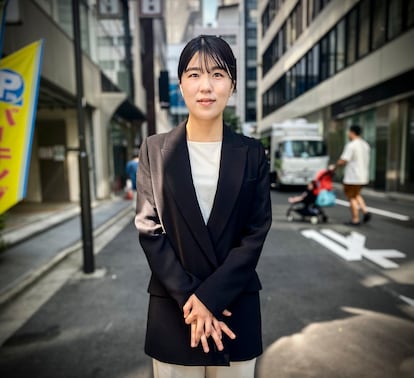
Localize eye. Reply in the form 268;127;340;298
212;71;225;78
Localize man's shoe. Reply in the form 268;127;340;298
344;221;361;226
363;212;371;223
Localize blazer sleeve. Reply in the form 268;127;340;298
194;143;272;317
135;138;201;309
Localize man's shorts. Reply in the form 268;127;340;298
343;184;363;199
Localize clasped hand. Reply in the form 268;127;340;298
183;294;236;353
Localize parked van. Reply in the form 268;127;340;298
269;119;328;188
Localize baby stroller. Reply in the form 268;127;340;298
286;168;335;224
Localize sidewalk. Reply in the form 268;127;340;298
0;196;135;307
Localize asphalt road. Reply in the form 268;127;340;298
0;189;413;378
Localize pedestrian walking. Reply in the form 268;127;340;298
125;153;139;200
134;35;272;378
336;125;371;226
126;153;139;191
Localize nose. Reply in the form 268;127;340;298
199;74;212;92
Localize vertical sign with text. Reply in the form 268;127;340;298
0;40;44;214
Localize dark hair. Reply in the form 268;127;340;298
349;125;362;136
178;35;237;91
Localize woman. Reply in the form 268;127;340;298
135;35;272;378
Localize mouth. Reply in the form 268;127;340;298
197;98;216;105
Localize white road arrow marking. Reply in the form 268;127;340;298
301;229;362;261
301;229;406;269
363;250;406;269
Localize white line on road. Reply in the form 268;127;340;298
335;199;410;221
399;295;414;307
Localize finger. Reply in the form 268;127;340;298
191;322;196;348
204;319;212;338
183;298;193;319
195;320;204;347
185;313;194;325
220;321;236;340
211;328;224;351
222;309;232;317
200;334;209;353
213;318;222;340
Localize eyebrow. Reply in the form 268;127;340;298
184;65;226;73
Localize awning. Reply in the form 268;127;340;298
114;98;146;122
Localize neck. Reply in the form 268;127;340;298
186;116;223;142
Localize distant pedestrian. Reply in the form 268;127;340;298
126;154;139;190
135;35;272;377
336;125;371;226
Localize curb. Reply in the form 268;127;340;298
0;203;133;308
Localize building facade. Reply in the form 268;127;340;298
3;0;148;203
257;0;414;194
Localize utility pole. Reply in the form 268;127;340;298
72;0;94;274
142;17;156;136
121;0;134;102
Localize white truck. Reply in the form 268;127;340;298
269;119;329;188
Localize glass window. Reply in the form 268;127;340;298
358;0;371;58
307;44;320;89
247;29;257;39
387;0;403;40
320;35;329;81
98;36;114;47
402;99;414;192
278;28;284;57
296;0;303;37
296;57;306;96
57;0;73;38
283;140;327;158
346;8;357;65
221;35;237;45
290;8;297;45
247;47;256;60
247;67;257;81
407;0;414;28
281;23;287;54
285;70;292;101
336;20;345;71
372;0;386;49
328;28;336;76
246;88;256;102
99;60;115;70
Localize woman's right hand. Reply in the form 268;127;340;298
184;294;235;352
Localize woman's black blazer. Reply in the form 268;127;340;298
135;122;272;366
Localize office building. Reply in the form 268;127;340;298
257;0;414;193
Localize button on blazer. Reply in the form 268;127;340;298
135;122;272;366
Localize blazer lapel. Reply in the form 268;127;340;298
207;126;247;243
161;122;218;268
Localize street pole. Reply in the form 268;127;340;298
121;0;134;103
142;17;156;136
72;0;94;274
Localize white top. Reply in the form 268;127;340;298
187;141;222;224
340;138;371;185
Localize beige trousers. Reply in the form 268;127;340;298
153;358;256;378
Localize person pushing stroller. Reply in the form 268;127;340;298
286;165;335;224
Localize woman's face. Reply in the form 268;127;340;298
180;53;234;123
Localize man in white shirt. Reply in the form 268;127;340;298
336;125;371;226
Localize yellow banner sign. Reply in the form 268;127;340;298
0;40;44;214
